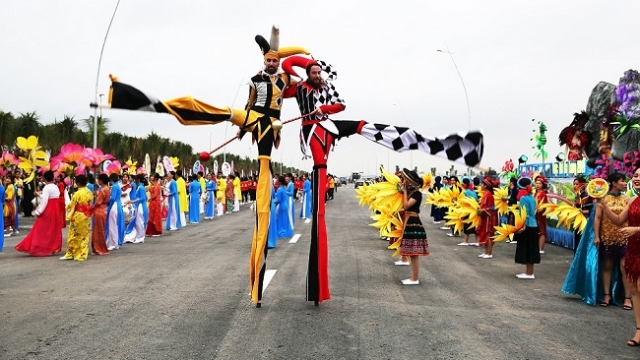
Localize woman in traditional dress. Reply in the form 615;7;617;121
4;176;16;236
105;173;125;250
478;177;499;259
188;176;201;223
513;178;540;279
91;174;110;255
165;171;181;231
534;175;549;254
60;175;93;261
458;178;479;246
274;175;293;239
398;168;429;285
267;182;277;249
204;173;216;220
15;171;63;256
286;173;296;230
430;176;443;224
56;174;66;229
145;173;163;237
599;166;640;346
300;174;311;220
594;172;632;309
124;174;148;244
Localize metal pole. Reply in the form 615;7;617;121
92;0;122;149
437;44;471;130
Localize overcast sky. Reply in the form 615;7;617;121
1;0;639;177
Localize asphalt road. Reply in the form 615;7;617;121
0;187;638;360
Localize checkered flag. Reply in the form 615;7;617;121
316;60;337;81
357;123;484;167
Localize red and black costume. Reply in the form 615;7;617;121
559;111;592;161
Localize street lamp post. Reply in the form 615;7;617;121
437;44;471;130
90;0;122;149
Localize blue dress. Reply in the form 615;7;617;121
205;180;216;218
106;182;125;246
124;182;138;236
188;181;201;223
0;185;5;251
300;179;312;219
268;184;277;249
287;182;296;228
165;180;182;230
275;186;293;238
136;184;149;226
561;211;624;305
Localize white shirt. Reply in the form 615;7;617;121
33;183;60;216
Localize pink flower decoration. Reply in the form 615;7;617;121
106;160;122;176
83;148;114;166
64;177;72;186
56;143;85;166
0;151;20;170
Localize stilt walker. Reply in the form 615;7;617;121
281;56;485;305
104;26;309;307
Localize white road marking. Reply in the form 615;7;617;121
262;269;277;295
289;234;301;243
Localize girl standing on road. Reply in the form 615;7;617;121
534;175;549;254
146;173;163;237
91;174;110;255
513;178;540;279
598;166;640;346
59;175;93;261
398;168;429;285
478;177;499;259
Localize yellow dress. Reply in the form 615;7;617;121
233;177;241;201
176;177;188;212
217;178;226;203
63;187;94;261
601;194;629;247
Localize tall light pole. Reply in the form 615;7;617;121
437;44;471;130
392;102;413;170
90;0;122;149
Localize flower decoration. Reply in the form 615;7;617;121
105;160;122;176
83;148;115;166
16;135;48;183
170;156;179;169
125;158;138;175
0;151;20;176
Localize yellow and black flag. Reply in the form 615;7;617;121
106;75;247;127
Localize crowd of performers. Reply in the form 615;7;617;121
359;163;640;347
0;167;332;260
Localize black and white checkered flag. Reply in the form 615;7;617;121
357;123;484;167
316;60;337;81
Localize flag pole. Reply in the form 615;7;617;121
90;0;123;149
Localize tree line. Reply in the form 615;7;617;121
0;111;306;177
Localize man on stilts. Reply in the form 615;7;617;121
282;56;484;305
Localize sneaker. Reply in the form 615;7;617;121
470;242;480;247
107;246;117;251
439;226;450;230
480;254;493;259
539;250;545;254
394;261;410;266
446;233;456;237
505;240;511;243
516;274;535;279
457;242;469;246
59;256;73;261
478;253;487;258
510;241;517;244
151;235;161;237
12;230;19;235
401;279;420;285
433;221;441;224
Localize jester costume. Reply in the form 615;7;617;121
105;29;485;307
280;56;484;304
